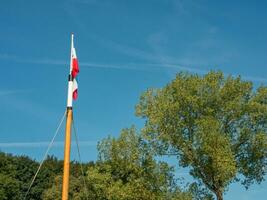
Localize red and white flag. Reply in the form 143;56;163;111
71;47;79;78
71;46;79;100
73;78;78;100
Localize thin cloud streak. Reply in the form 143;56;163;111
0;53;67;66
0;140;97;148
0;53;266;83
0;89;32;96
0;53;203;72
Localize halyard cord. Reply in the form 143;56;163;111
23;110;67;200
72;116;90;200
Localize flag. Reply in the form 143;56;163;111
71;47;79;78
73;78;78;100
71;44;79;100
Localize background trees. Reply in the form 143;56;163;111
0;128;191;199
95;126;190;200
43;127;192;200
136;72;267;200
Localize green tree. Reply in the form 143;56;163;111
40;159;92;200
95;126;192;200
0;152;73;200
136;71;267;200
0;174;21;200
42;175;88;200
0;152;38;200
43;127;192;200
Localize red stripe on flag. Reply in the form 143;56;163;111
72;78;78;100
73;89;78;100
72;58;79;78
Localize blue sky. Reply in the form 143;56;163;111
0;0;266;199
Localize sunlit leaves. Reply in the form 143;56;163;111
136;71;267;199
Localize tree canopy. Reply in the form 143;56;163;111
136;71;267;200
43;127;192;200
95;126;189;200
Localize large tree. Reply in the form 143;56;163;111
136;71;267;200
96;126;188;200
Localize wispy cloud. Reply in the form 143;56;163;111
0;140;97;148
1;53;267;83
81;62;202;73
0;53;67;66
0;89;32;96
60;0;267;85
81;62;146;71
0;52;200;72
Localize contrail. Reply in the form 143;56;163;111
0;141;97;148
0;89;32;96
1;53;267;83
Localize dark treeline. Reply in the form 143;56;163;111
0;151;94;199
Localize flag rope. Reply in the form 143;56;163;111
23;110;67;200
72;115;90;199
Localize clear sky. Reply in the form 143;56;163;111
0;0;266;199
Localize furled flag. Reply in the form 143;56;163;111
73;78;78;100
71;46;79;100
71;47;79;78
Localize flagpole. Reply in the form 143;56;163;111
62;33;74;200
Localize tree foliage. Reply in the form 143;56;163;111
0;152;90;200
95;126;189;200
2;71;266;200
136;71;267;200
43;127;192;200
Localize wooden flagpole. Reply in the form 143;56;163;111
62;108;72;200
62;33;74;200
